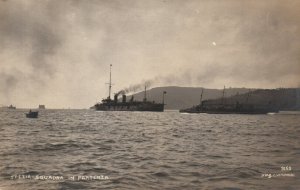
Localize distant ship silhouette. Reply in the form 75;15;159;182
93;65;166;112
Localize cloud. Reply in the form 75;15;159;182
0;0;299;108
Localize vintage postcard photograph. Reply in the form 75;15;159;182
0;0;299;189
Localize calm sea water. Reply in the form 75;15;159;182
0;109;299;190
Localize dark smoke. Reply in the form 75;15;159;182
115;90;125;96
117;79;158;95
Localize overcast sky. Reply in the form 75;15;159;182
0;0;299;108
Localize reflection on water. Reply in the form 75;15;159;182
0;109;299;189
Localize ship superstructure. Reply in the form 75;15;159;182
94;65;166;112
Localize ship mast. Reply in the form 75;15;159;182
246;89;251;103
162;91;167;104
221;86;225;105
143;85;147;102
108;64;112;100
297;88;300;109
200;88;204;104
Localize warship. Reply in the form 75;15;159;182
0;104;16;109
38;105;46;109
180;102;278;114
93;65;166;112
180;87;279;114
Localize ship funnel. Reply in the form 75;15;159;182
122;94;126;103
130;96;134;102
114;94;118;103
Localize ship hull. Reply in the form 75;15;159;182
180;110;276;114
26;111;39;118
95;102;164;112
180;106;278;114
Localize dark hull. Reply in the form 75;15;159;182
95;102;164;112
180;106;278;115
180;110;275;114
26;112;39;118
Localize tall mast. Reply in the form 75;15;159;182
143;85;147;102
108;64;112;99
246;89;251;103
222;85;225;105
162;91;167;104
297;88;300;108
200;88;204;104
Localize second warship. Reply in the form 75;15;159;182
0;104;16;109
180;87;279;114
93;65;166;112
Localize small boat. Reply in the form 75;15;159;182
26;110;39;118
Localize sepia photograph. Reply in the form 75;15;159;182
0;0;299;189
